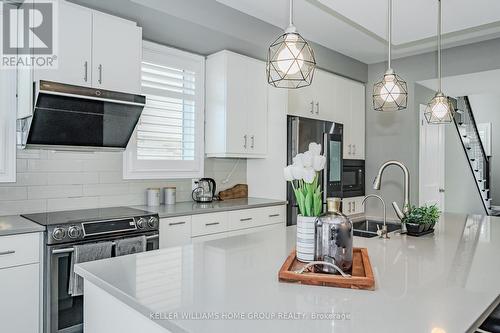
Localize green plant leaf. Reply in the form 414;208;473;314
304;191;313;217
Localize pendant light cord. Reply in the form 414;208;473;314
388;0;392;70
289;0;294;27
438;0;442;92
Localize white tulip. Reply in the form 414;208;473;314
283;166;294;181
292;153;304;167
291;165;304;180
303;167;316;184
308;142;322;156
312;155;326;171
302;151;313;168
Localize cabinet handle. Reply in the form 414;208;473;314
269;214;280;218
348;202;352;213
240;218;253;222
169;221;186;226
243;135;248;149
98;64;103;84
310;101;314;114
348;144;352;155
250;135;255;149
0;250;15;256
352;144;356;155
205;222;220;226
316;102;319;115
352;201;356;212
84;61;88;82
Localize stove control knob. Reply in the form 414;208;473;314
136;218;146;229
68;226;80;239
52;228;66;241
148;217;157;228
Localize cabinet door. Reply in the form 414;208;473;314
225;53;249;155
34;1;92;87
0;264;40;333
245;59;268;156
191;212;228;237
350;82;365;159
159;216;192;248
92;11;142;93
335;77;353;159
0;61;16;183
312;70;336;122
288;84;315;119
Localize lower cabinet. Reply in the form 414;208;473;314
0;233;42;333
342;196;365;216
159;205;286;248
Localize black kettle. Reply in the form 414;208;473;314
192;178;217;202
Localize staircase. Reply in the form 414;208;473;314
453;96;496;215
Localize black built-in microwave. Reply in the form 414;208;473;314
342;159;365;198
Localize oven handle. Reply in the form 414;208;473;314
51;234;159;254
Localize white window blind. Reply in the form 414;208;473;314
124;42;204;179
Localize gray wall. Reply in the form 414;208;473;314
365;38;500;218
468;94;500;205
71;0;368;82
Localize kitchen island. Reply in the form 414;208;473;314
75;213;500;333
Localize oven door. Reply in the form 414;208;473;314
44;233;159;333
342;159;365;197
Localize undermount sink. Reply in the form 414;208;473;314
352;220;401;238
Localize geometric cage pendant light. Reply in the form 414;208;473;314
424;0;454;124
373;0;408;111
266;0;316;89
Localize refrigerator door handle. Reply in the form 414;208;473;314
292;117;300;158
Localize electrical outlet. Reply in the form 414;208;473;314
191;178;200;191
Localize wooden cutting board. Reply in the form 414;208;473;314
218;184;248;200
278;248;375;290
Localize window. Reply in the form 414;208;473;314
124;41;205;179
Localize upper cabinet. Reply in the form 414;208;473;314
205;50;268;158
34;1;142;94
288;69;365;160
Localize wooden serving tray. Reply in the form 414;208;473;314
278;248;375;290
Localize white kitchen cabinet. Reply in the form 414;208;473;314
191;212;228;237
0;233;42;333
32;1;141;93
159;216;192;248
92;11;142;93
0;56;16;183
205;50;268;158
288;69;336;121
342;196;365;216
337;78;365;160
34;1;92;87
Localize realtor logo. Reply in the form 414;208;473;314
1;0;58;68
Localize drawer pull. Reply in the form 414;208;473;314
205;222;220;226
169;221;186;226
240;218;253;222
269;214;280;218
0;250;15;256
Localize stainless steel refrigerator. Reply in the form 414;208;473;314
287;116;343;226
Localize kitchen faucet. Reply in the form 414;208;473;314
362;194;389;239
373;160;410;233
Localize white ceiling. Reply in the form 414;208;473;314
418;69;500;97
216;0;500;63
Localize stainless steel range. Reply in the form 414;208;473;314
22;207;160;333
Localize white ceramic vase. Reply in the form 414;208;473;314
296;215;317;262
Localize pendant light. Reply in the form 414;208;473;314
424;0;454;124
266;0;316;89
373;0;408;112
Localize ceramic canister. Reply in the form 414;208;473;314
164;187;176;205
147;188;160;206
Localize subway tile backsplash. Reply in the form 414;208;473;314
0;150;246;215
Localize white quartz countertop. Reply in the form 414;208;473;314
0;215;45;236
75;213;500;333
132;197;286;218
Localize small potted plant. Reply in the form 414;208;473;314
402;204;440;236
284;143;326;262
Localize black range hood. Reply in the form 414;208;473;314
18;81;146;151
